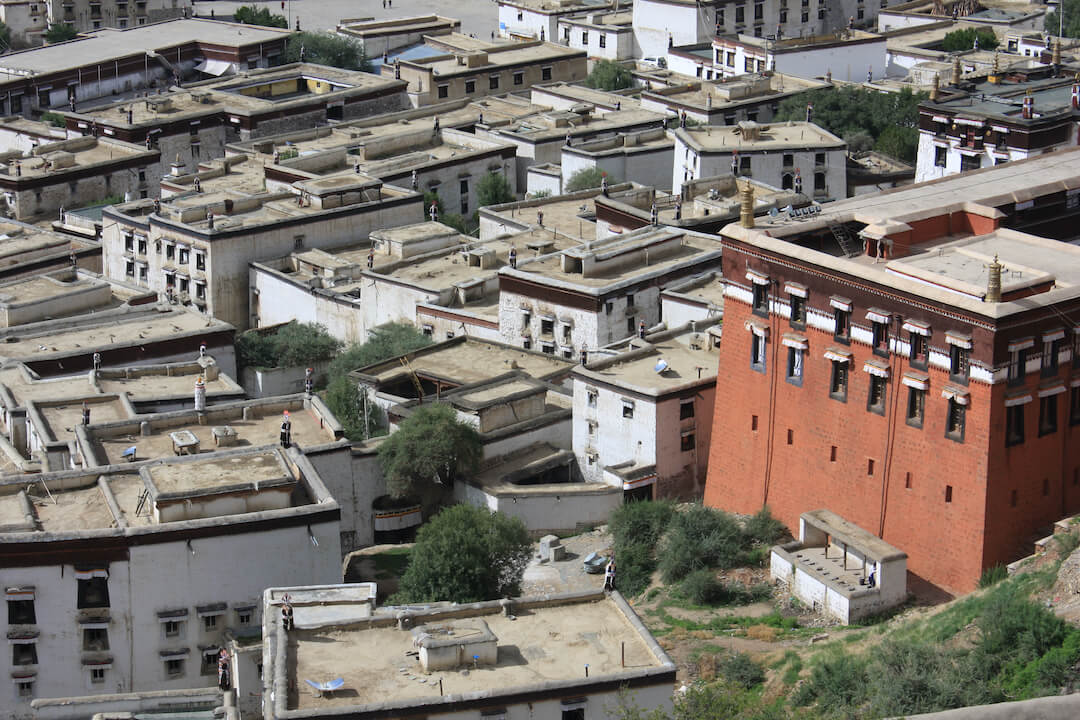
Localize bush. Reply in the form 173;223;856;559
323;375;382;441
233;5;288;27
285;32;371;72
584;60;633;91
942;27;998;52
476;171;514;208
565;167;613;192
41;112;66;129
679;570;771;606
978;564;1007;588
615;541;660;598
659;504;744;582
392;505;531;603
791;649;869;710
236;321;340;370
326;323;431;382
743;506;786;546
719;653;765;689
44;23;77;43
610;499;676;549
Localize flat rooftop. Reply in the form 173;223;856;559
286;595;668;711
644;73;827;111
578;325;719;394
143;447;290;498
504;229;722;289
0;307;228;361
470;442;600;495
486;194;601;242
0;19;291;80
22;482;118;533
717;29;883;51
532;82;640;109
38;396;130;444
926;72;1080;121
1;138;151;179
0;223;73;261
493;108;666;142
663;272;725;309
401;39;583;76
355;337;574;388
93;404;334;465
675;121;845;153
0;273;103;304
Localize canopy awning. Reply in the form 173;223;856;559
194;59;234;77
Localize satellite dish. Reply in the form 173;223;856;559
654;358;669;374
769;207;779;217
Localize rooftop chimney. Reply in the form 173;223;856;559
1053;39;1062;67
985;255;1002;303
950;55;961;87
930;74;940;101
739;181;755;229
1022;90;1034;120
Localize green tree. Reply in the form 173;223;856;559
476;171;514;207
774;86;927;163
585;60;633;91
233;5;288;28
1046;0;1080;38
285;32;371;72
392;504;531;603
236;321;341;369
377;403;482;498
324;375;382;441
41;112;66;129
326;322;431;382
941;27;999;52
565;167;614;192
0;21;11;52
44;23;77;44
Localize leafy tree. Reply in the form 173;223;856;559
476;171;514;207
585;60;633;91
323;375;382;441
44;23;77;44
40;112;66;129
1046;0;1080;39
233;5;288;28
609;500;676;596
326;322;431;382
285;32;371;72
236;321;340;369
0;21;11;52
774;86;927;163
565;167;614;192
392;504;531;603
377;403;482;498
941;27;999;52
659;504;745;582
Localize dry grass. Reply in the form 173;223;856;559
746;624;779;642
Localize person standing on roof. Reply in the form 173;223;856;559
604;555;616;591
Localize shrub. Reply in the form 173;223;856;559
659;504;744;582
326;323;431;382
584;60;633;91
680;569;725;605
791;649;869;709
285;32;371;72
236;321;340;370
44;23;77;43
615;541;659;598
323;375;382;441
41;112;66;129
476;171;514;208
719;652;765;689
978;564;1007;588
942;27;998;52
743;506;787;546
565;167;612;192
610;500;676;549
233;5;288;27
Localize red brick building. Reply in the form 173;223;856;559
704;149;1080;593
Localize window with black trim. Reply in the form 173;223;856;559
829;361;847;401
679;400;694;419
681;432;696;451
489;75;500;90
622;400;634;419
1071;387;1080;426
541;66;552;81
934;146;947;167
751;283;768;315
871;321;889;356
834;309;850;342
1039;395;1058;436
867;375;887;415
945;399;966;442
908;333;927;369
83;628;109;651
949;345;969;384
437;84;448;99
513;71;524;86
1042;338;1061;377
1008;348;1028;385
750;333;766;373
165;658;185;678
8;598;34;624
789;294;806;327
786;347;803;386
465;80;475;94
1006;404;1025;446
906;387;924;428
77;576;109;609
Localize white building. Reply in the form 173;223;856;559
770;509;908;624
498;226;723;358
671;120;847;200
0;445;342;717
557;9;637;60
561;127;674;193
711;30;888;82
0;0;192;47
497;0;597;41
256;585;676;720
572;321;720;500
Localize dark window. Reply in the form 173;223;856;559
868;375;887;415
77;576;110;609
540;318;554;335
8;599;35;624
680;401;695;419
906;387;924;428
786;348;804;386
437;85;448;99
599;35;606;48
124;233;134;252
751;333;766;373
166;244;175;261
201;651;218;676
622;401;634;419
681;433;696;451
751;414;759;431
909;333;927;368
780;9;788;22
815;152;826;166
195;253;205;271
204;615;218;631
945;485;953;503
465;80;476;94
1071;387;1080;426
934;146;947;167
83;628;109;651
782;153;794;167
164;620;182;637
563;709;585;720
829;361;848;402
626;292;634;307
513;71;524;86
872;321;889;356
949;345;969;384
789;294;806;327
165;658;185;678
489;75;500;90
740;155;752;174
626;316;635;335
1011;489;1018;507
867;458;875;475
752;283;768;315
960;154;981;172
945;399;966;442
1006;404;1025;446
754;2;763;19
834;309;850;342
736;5;745;22
814;171;826;191
12;643;37;665
1008;348;1027;385
581;32;588;44
541;66;552;81
1042;338;1061;377
1039;395;1058;436
830;446;837;462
